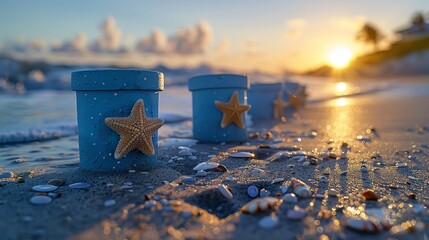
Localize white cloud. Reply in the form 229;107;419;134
331;15;367;31
51;33;87;53
216;39;230;55
28;39;45;51
136;29;167;53
136;20;212;55
90;16;122;53
285;18;307;38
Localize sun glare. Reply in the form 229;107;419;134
336;82;347;93
328;47;353;69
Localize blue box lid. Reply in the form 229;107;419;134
71;69;164;91
249;83;282;92
188;74;249;91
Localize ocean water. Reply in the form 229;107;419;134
0;76;428;169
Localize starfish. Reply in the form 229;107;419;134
287;87;306;110
215;91;251;129
105;99;164;159
273;91;288;118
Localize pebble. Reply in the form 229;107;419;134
283;193;298;203
195;170;208;177
178;150;193;156
315;194;324;199
47;192;61;198
328;189;339;197
360;166;368;173
0;171;14;178
30;196;52;205
301;161;310;167
259;215;279;229
260;189;270;197
182;177;197;184
178;146;197;153
69;182;91;189
104;199;116;207
32;185;58;192
247;185;259;198
319;176;328;183
213;164;228;172
280;185;289;194
287;206;306;220
340;171;348;175
407;193;417;200
47;179;64;186
189;156;197;160
128;170;136;173
218;185;233;200
230;152;255;158
362;190;378;201
193;162;219;171
356;135;371;142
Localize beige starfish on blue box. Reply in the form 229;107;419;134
287;87;306;110
105;99;163;159
273;91;288;118
215;91;251;129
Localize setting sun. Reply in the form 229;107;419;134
327;47;353;69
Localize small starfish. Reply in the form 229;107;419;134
105;99;164;159
215;92;251;129
273;91;288;118
287;87;306;110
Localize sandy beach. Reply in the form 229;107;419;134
0;88;428;240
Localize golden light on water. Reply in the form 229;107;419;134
336;82;347;93
327;47;353;69
336;97;348;107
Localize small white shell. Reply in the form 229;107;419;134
217;185;233;200
291;178;312;198
193;162;218;171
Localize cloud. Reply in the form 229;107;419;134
285;18;307;38
216;39;230;55
1;39;45;53
51;33;87;53
136;29;167;54
28;39;45;51
90;16;122;53
331;15;367;31
136;20;212;55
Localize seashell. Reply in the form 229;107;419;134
217;185;233;200
363;190;378;201
251;168;264;174
291;178;312;198
241;197;281;214
356;135;371;142
259;215;279;229
193;162;219;171
230;152;255;158
395;163;407;168
247;185;259;198
213;164;228;172
283;193;298;203
32;185;58;193
345;217;385;233
287;206;306;220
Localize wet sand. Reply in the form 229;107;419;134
0;93;428;240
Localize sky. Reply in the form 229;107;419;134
0;0;428;74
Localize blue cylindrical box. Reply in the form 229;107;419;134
188;74;250;142
248;83;283;119
71;69;164;172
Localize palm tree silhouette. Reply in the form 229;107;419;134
356;23;383;52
